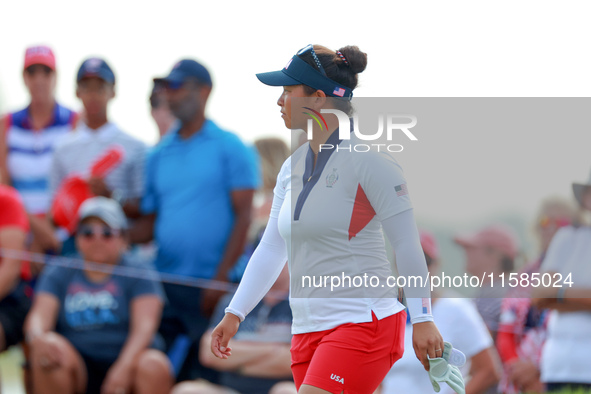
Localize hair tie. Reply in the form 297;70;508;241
336;50;349;66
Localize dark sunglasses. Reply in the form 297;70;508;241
297;44;327;77
76;224;121;240
164;78;203;91
25;64;53;76
164;80;185;90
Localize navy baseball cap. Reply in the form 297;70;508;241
256;45;353;100
154;59;212;87
77;57;115;84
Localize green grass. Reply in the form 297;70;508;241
523;389;591;394
0;346;25;394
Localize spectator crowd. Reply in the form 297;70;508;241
0;45;590;394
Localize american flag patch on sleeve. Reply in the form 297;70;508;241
422;298;431;314
395;184;408;197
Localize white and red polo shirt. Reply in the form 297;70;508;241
273;130;413;334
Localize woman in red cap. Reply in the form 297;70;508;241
0;45;78;256
210;45;459;394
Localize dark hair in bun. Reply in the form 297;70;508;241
299;44;367;114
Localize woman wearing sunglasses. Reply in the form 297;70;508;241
25;197;173;394
211;45;451;394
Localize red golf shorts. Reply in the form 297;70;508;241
291;310;406;393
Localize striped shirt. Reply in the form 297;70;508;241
50;122;147;202
4;104;77;214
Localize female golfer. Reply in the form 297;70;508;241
211;44;445;394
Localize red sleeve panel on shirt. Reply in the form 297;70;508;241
348;184;376;240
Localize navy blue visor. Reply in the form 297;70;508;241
256;53;353;100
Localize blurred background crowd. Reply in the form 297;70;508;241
0;43;590;394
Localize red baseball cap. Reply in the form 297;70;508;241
454;224;519;259
24;45;56;70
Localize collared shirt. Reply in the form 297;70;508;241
273;129;412;334
49;122;147;202
540;226;591;383
5;104;77;214
141;119;260;279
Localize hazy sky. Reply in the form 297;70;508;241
1;0;590;234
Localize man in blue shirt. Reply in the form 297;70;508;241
131;59;260;382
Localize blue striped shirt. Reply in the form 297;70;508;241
5;104;77;214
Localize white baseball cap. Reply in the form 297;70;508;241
77;197;127;230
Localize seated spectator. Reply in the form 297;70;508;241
382;230;500;394
0;184;30;388
455;224;519;339
172;264;295;394
25;197;172;394
497;197;575;394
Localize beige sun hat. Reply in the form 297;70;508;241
572;170;591;208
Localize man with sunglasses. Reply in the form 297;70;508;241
132;59;260;383
0;45;77;256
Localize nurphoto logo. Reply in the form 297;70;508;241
304;108;418;153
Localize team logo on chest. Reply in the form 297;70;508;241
326;168;339;188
